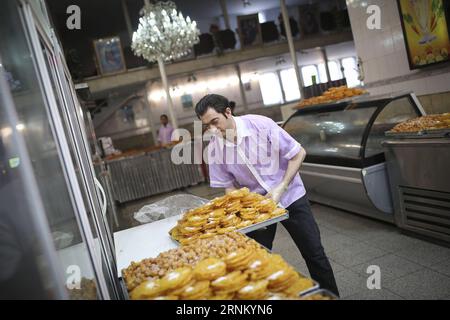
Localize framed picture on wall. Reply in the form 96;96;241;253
181;94;194;109
398;0;450;69
237;14;263;48
93;36;126;75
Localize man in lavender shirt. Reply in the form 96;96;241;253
195;94;339;296
157;114;174;146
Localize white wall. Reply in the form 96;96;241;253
346;0;450;96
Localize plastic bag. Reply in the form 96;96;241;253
133;194;210;224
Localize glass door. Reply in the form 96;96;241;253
0;0;105;299
21;3;121;298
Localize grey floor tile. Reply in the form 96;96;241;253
327;242;388;268
395;241;450;268
334;269;368;299
430;258;450;278
363;232;425;253
321;233;360;254
351;254;424;284
384;269;450;300
344;288;404;300
329;260;346;274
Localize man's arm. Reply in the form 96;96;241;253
267;148;306;203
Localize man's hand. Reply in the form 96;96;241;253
266;182;288;204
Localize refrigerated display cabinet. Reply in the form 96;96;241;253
0;0;122;299
283;92;426;223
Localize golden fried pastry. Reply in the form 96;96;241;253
266;292;290;300
256;199;277;213
253;213;271;224
236;220;253;229
179;235;199;245
198;232;216;239
217;226;237;234
247;263;276;281
271;207;287;217
239;208;258;220
228;187;250;199
180;280;211;300
159;267;193;291
193;258;227;281
202;221;220;230
211;271;248;293
266;267;298;292
210;292;235;300
151;295;179;300
225;248;255;271
186;215;208;227
211;196;228;207
170;279;196;296
236;280;269;300
179;226;202;235
221;213;241;227
209;208;226;219
130;279;164;300
225;200;242;214
284;277;315;296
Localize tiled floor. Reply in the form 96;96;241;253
117;182;450;300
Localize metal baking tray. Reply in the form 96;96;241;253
171;212;289;244
238;212;289;234
300;289;338;300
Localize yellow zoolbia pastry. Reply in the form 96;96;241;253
225;248;255;271
217;226;237;234
193;258;227;281
151;295;179;300
253;213;271;224
271;207;287;217
284;277;315;296
130;279;164;300
236;280;269;300
180;280;211;300
266;267;298;292
211;270;248;293
159;267;193;291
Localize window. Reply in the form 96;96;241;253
317;63;329;83
259;72;283;105
280;68;301;101
301;65;319;87
327;61;343;81
341;57;360;87
316;61;344;83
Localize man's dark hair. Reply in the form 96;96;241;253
195;94;235;119
160;114;168;120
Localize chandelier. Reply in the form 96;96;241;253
132;1;200;62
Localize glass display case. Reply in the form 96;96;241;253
283;92;425;222
0;0;121;299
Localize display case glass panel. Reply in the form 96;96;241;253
0;0;100;299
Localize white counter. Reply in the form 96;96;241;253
113;214;182;277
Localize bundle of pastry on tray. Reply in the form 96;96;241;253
169;187;287;245
125;233;318;300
